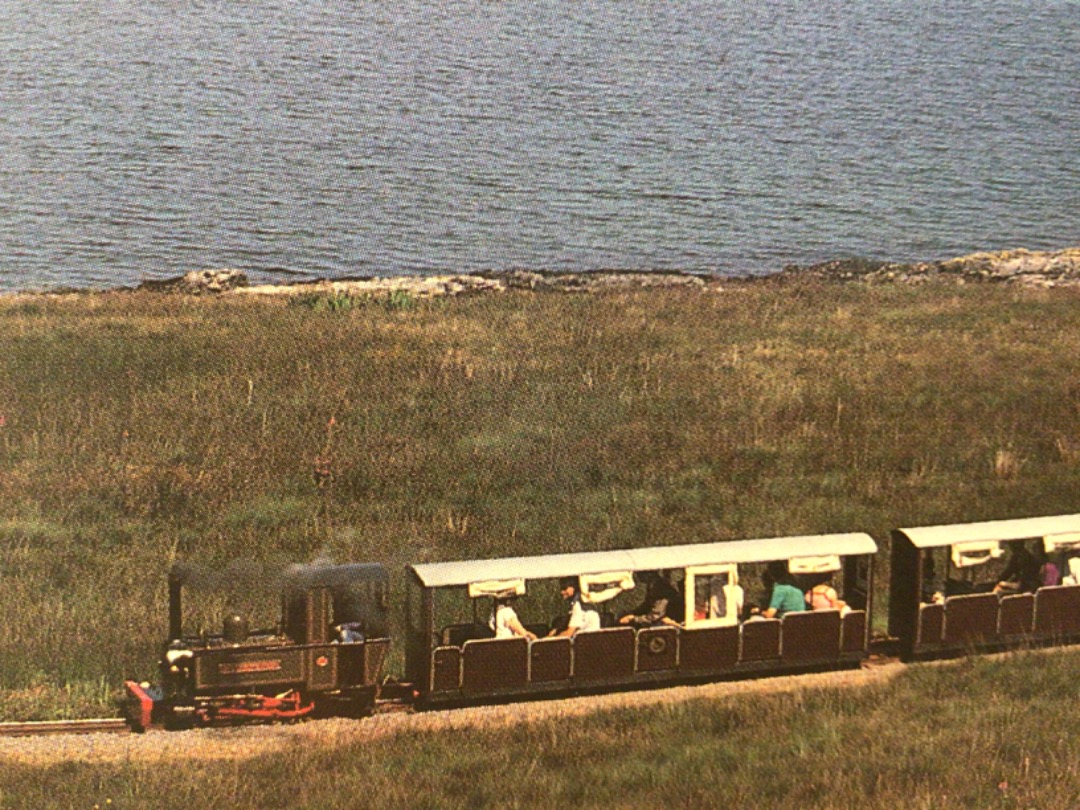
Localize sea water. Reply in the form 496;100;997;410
0;0;1077;291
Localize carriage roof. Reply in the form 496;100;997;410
408;532;877;589
895;513;1080;550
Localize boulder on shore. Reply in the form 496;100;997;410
480;270;706;292
235;274;504;299
138;269;249;294
937;248;1080;283
785;248;1080;287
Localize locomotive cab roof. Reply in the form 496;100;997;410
166;561;391;642
283;562;390;591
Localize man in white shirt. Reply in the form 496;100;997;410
548;577;601;637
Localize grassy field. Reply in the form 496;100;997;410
1;278;1080;720
3;649;1080;809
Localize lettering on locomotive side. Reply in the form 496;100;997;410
218;659;284;675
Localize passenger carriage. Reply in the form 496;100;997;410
405;532;876;706
888;513;1080;661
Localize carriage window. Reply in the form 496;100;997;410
696;574;729;620
685;564;741;628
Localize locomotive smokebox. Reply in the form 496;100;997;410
223;613;249;644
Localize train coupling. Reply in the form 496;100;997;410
375;679;418;712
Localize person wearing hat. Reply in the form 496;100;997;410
548;577;601;637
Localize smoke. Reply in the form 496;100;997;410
287;559;388;586
169;560;283;594
169;558;387;599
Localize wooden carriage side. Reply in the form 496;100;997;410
405;532;877;706
888;514;1080;661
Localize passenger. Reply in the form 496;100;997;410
921;550;945;604
1064;556;1080;586
1034;545;1060;588
805;574;848;613
994;542;1041;594
751;561;806;619
547;577;601;637
619;570;681;627
708;575;744;621
694;589;709;621
666;572;686;624
489;594;537;641
334;621;365;643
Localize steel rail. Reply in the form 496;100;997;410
0;718;130;737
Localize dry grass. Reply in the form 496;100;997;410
2;281;1080;716
2;649;1080;809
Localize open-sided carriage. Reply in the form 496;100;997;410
405;532;876;707
888;513;1080;660
124;561;391;730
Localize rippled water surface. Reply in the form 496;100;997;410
1;0;1077;290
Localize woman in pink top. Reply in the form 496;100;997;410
805;576;848;613
1034;545;1060;588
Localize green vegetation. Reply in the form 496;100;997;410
4;649;1080;809
2;279;1080;721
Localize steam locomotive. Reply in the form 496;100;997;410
124;513;1080;731
125;562;392;730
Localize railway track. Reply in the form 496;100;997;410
0;718;130;738
0;659;889;739
0;699;415;739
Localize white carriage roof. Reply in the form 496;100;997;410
896;514;1080;549
408;532;877;588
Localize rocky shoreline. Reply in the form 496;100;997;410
780;247;1080;288
138;266;713;298
8;247;1080;300
164;247;1080;298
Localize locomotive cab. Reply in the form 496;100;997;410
125;561;391;731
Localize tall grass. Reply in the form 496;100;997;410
2;281;1080;714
